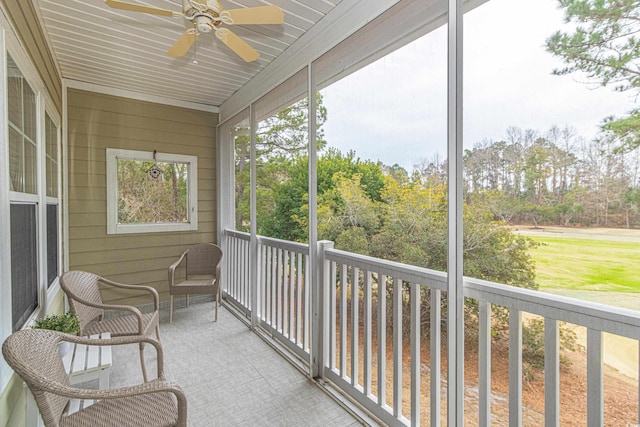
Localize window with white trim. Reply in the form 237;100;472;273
106;148;198;234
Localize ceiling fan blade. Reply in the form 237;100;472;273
216;29;259;62
225;5;284;25
167;31;197;57
105;0;175;16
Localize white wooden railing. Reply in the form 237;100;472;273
223;229;640;427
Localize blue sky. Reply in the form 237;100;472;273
320;0;636;171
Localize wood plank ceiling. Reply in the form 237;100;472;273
34;0;343;108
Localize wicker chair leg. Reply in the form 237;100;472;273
169;295;174;323
186;295;190;307
139;342;149;382
214;289;219;322
156;324;161;340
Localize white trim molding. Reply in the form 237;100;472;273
106;148;199;235
64;79;219;113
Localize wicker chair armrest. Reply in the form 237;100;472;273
99;277;160;311
36;378;185;406
60;334;165;377
72;299;146;333
168;252;187;286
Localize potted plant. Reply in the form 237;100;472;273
32;311;80;355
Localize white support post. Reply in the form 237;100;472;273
308;63;320;378
447;0;464;424
313;240;333;379
249;105;258;327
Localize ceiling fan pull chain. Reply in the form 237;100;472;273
193;34;199;64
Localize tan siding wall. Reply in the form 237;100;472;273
1;0;62;112
67;89;218;304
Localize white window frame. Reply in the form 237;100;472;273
106;148;198;234
1;7;63;392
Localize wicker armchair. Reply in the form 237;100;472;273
60;270;160;382
2;329;187;427
168;243;223;323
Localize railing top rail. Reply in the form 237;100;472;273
325;247;448;291
257;235;310;254
464;277;640;340
224;229;250;240
224;229;310;254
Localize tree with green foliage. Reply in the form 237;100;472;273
262;148;385;242
234;94;328;232
546;0;640;152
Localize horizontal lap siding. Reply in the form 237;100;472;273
1;0;63;112
67;89;218;304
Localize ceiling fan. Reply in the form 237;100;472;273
104;0;284;62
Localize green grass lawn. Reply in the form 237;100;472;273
529;236;640;293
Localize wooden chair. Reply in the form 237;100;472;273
2;329;186;427
60;270;160;382
168;243;223;323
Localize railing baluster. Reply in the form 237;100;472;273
430;288;441;427
330;261;337;370
340;264;348;378
283;249;289;336
393;277;402;418
509;309;522;427
410;282;420;427
271;246;277;327
289;251;295;340
303;254;310;352
378;273;387;407
351;267;360;387
296;253;302;345
544;318;559;427
587;328;603;427
479;300;491;427
364;270;372;396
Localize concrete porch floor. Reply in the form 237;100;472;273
109;300;364;426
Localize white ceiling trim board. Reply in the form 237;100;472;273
64;78;220;113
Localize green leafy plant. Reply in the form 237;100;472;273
32;311;80;335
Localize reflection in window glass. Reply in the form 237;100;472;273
45;113;58;198
117;159;189;224
7;54;37;194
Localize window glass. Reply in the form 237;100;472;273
117;158;189;224
45;113;58;198
46;204;58;287
10;204;38;332
7;54;37;195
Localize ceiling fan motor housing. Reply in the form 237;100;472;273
194;15;214;32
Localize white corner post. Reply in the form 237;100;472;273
447;0;464;424
308;63;321;378
249;104;258;328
